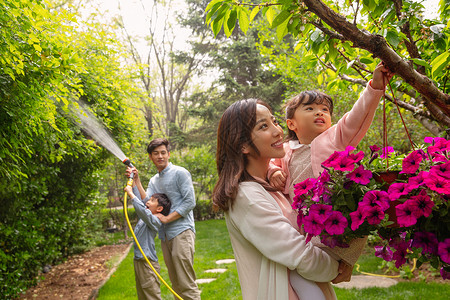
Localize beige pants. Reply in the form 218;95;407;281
134;258;162;300
161;229;201;300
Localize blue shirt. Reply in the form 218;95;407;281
131;195;161;261
143;163;196;241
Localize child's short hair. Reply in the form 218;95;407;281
152;193;171;216
284;90;334;141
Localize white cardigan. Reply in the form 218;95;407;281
226;182;339;300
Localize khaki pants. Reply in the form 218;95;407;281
161;229;201;300
134;258;162;300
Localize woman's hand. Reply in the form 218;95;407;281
269;170;286;190
331;261;353;284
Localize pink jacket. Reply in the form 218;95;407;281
269;81;385;195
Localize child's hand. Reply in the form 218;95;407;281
269;170;287;191
124;186;132;193
371;62;394;90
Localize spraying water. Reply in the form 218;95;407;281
71;102;127;162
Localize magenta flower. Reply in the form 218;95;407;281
374;245;393;261
361;190;390;211
407;171;428;189
321;151;341;168
395;202;418;227
324;211;348;235
369;144;381;153
428;137;450;152
388;183;413;201
348;150;364;164
380;146;394;159
424;173;450;195
440;267;450;280
365;205;385;225
332;155;357;172
400;150;424;174
318;169;331;183
303;213;325;236
430;161;450;180
412;231;439;255
438;238;450;264
294;178;316;197
393;244;408;268
346;165;372;185
408;190;434;218
309;204;333;223
350;209;365;231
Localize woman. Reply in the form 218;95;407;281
213;99;351;300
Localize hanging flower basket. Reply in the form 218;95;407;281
292;137;450;279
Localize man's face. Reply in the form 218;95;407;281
149;144;170;171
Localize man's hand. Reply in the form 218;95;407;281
269;170;287;191
155;213;169;224
125;167;140;183
331;261;353;284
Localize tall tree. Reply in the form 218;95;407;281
206;0;450;136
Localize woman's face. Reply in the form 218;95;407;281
247;104;285;159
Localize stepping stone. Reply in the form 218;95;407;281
332;275;397;289
196;278;216;284
215;259;235;264
205;268;227;274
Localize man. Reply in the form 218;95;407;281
127;138;200;300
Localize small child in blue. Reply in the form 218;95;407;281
124;185;171;300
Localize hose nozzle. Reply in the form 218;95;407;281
123;158;135;184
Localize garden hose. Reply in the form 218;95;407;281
354;258;417;278
123;179;184;300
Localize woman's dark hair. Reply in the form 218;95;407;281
147;138;170;154
213;99;277;212
152;193;171;216
285;91;334;141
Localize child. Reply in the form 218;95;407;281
124;186;171;300
269;62;393;299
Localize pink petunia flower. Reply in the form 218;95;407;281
407;171;428;189
365;205;385;225
318;169;331;183
380;146;394;159
324;211;348;235
309;204;333;223
388;183;413;201
374;245;393;261
424;173;450;195
346;165;372;185
412;231;439;255
332;155;357;172
408;190;434;218
438;238;450;264
369;144;381;153
360;190;390;211
395;202;418;227
400;150;424;174
348;150;365;164
294;178;316;197
392;244;408;268
350;209;365;231
321;151;342;168
440;267;450;280
430;161;450;180
303;213;325;236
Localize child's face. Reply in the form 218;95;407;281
287;102;331;143
145;197;162;214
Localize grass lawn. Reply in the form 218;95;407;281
98;219;450;300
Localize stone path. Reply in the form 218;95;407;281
196;258;399;289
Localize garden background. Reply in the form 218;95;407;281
1;0;449;298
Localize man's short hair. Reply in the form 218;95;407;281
147;138;170;154
152;193;171;216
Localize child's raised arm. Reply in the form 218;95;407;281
371;62;394;90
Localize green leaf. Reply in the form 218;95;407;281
271;10;291;29
410;58;429;68
225;9;237;37
212;16;224;37
431;51;450;78
250;6;261;23
265;6;276;26
205;0;225;13
238;7;249;34
386;30;400;48
360;57;374;64
276;14;291;41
